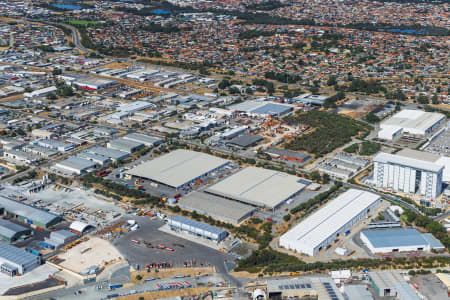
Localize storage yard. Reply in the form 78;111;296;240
53;237;124;274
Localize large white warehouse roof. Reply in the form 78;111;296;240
280;189;380;255
379;109;446;137
374;151;443;173
127;149;230;188
206;167;308;208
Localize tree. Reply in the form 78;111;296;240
310;171;321;182
365;113;380;123
229;87;241;94
322;173;330;184
308;86;319;94
431;94;439;104
417;94;429;104
46;93;57;100
218;79;231;90
283;214;291;222
327;76;337;86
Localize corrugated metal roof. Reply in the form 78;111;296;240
87;146;130;161
280;189;380;252
170;215;226;236
0;241;38;266
123;133;162;147
361;228;428;248
55;156;97;171
0;219;30;239
206;167;308;208
422;233;445;249
179;191;255;223
127;150;230;188
0;195;60;226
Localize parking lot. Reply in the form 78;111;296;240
411;274;449;300
112;216;237;278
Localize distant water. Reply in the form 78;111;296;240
153;9;172;15
389;29;421;35
52;3;81;10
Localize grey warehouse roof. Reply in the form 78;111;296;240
0;219;30;239
227;134;263;148
87;146;130;161
127;149;230;188
170;215;226;236
0;195;60;226
108;138;143;149
361;228;429;248
179;191;256;224
206;167;308;208
123;133;162;147
56;156;97;171
266;147;311;160
0;240;38;266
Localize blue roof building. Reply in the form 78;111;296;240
361;228;444;253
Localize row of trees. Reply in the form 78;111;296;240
345;22;449;36
236;248;450;274
238;30;276;39
264;71;301;84
403;210;450;249
81;174;161;203
290;182;342;214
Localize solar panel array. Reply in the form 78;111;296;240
278;283;312;290
323;282;339;300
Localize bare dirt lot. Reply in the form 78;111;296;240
57;237;124;273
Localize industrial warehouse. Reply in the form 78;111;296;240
229;100;293;117
0;195;61;229
167;215;228;242
127;149;231;189
206;167;309;208
279;189;381;256
179;191;256;224
378;109;446;141
0;242;41;276
122;133;163;147
360;228;444;253
0;219;32;243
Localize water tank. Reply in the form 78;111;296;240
252;289;266;300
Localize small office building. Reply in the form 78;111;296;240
168;215;228;242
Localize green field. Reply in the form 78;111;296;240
68;20;101;26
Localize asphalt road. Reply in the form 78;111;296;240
343;182;423;215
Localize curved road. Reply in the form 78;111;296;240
343;182;423;215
